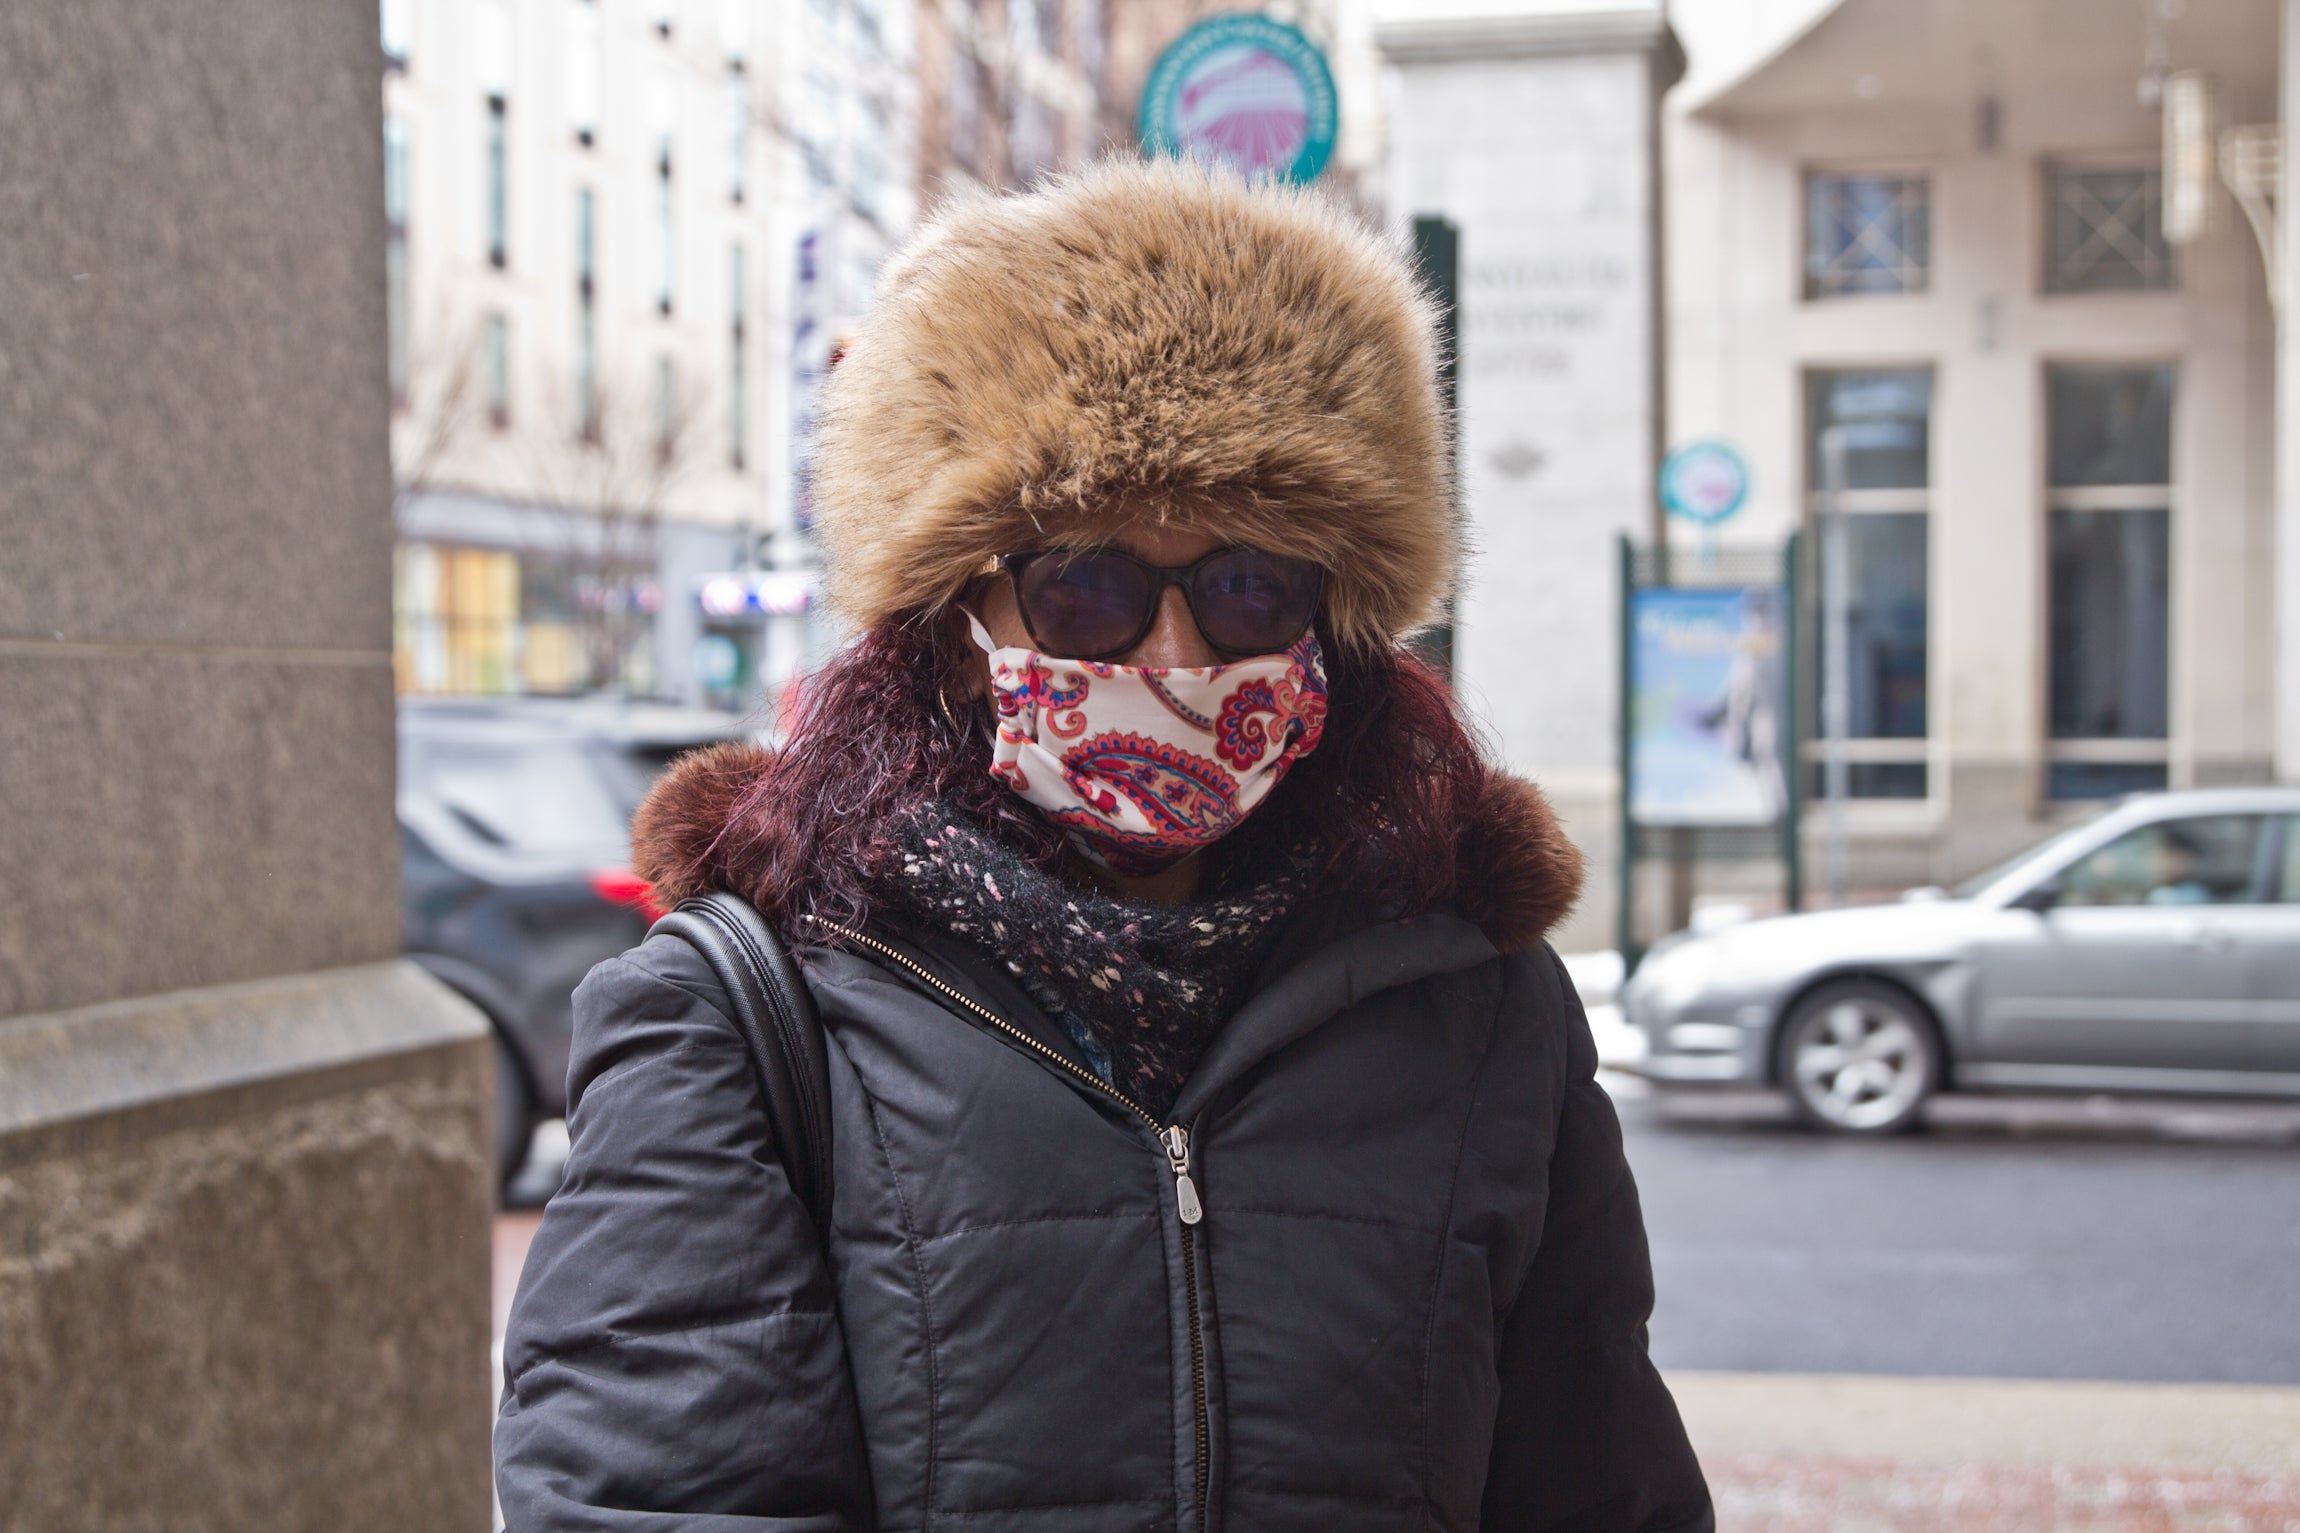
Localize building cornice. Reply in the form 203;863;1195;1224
1374;7;1677;65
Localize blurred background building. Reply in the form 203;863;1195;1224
1662;0;2283;913
1371;0;2287;950
382;0;917;712
383;0;1347;719
371;0;2300;951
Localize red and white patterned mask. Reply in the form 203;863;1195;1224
966;612;1328;876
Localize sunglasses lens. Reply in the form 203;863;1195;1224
1016;550;1154;658
1192;550;1324;655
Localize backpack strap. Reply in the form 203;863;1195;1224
650;892;834;1236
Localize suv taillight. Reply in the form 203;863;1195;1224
589;869;663;922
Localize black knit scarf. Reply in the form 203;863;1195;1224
881;804;1308;1120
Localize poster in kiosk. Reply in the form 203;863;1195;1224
1620;440;1795;956
1628;586;1787;828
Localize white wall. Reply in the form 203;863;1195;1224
1666;66;2280;877
1383;11;1671;949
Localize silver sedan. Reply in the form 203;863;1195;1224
1624;788;2300;1133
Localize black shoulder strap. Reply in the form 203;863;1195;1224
650;892;833;1236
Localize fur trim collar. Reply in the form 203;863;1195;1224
811;158;1453;651
632;743;1583;956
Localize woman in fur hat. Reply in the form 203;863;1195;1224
496;160;1711;1532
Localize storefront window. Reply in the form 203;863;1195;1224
393;541;658;698
2046;365;2173;799
1804;369;1931;798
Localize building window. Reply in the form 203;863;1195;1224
485;95;509;269
654;355;677;458
567;0;602;147
576;306;599;442
728;67;749;204
803;74;836;192
1804;369;1933;798
1077;0;1105;87
948;48;983;176
655;150;675;315
1804;173;1930;299
483;311;510;428
1010;92;1059;186
575;187;598;440
380;0;411;68
1010;0;1056;58
852;97;885;223
575;186;596;296
2047;364;2174;799
729;243;748;470
384;115;409;407
2044;164;2174;294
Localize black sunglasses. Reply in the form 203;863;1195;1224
997;546;1326;663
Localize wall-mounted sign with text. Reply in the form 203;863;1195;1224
1140;15;1337;184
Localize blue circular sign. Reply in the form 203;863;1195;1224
1139;15;1338;185
1659;441;1751;526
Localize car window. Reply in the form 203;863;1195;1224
2057;815;2266;907
596;742;706;817
414;740;632;859
2278;817;2300;903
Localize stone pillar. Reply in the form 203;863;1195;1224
1378;5;1683;953
2279;0;2300;782
0;2;494;1527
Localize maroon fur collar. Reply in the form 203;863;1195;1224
633;741;1584;956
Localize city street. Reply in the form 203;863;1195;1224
1616;1083;2300;1384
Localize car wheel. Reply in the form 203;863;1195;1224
493;1031;538;1191
1776;980;1943;1135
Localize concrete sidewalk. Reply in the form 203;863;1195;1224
1672;1371;2300;1530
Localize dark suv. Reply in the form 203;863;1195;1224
398;696;757;1184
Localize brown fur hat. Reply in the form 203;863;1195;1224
811;156;1453;650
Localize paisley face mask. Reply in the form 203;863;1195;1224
966;612;1328;876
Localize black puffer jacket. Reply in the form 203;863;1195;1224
495;871;1712;1530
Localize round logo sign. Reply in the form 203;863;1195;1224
1659;441;1751;526
1139;15;1338;184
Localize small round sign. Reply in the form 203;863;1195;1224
1139;15;1338;185
1659;441;1751;526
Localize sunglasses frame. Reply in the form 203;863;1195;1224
997;546;1326;663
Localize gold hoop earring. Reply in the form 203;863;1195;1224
936;686;963;733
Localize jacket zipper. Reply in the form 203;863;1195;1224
808;918;1213;1528
1164;1124;1210;1526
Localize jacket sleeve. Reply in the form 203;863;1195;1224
494;936;873;1531
1480;947;1714;1533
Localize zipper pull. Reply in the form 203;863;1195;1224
1161;1125;1203;1226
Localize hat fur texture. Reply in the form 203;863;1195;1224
812;157;1453;650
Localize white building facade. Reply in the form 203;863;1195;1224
382;0;916;709
1377;0;2295;950
1668;0;2283;899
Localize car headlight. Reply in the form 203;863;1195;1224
1635;938;1725;1013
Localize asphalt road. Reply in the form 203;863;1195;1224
1616;1083;2300;1385
505;1075;2300;1385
